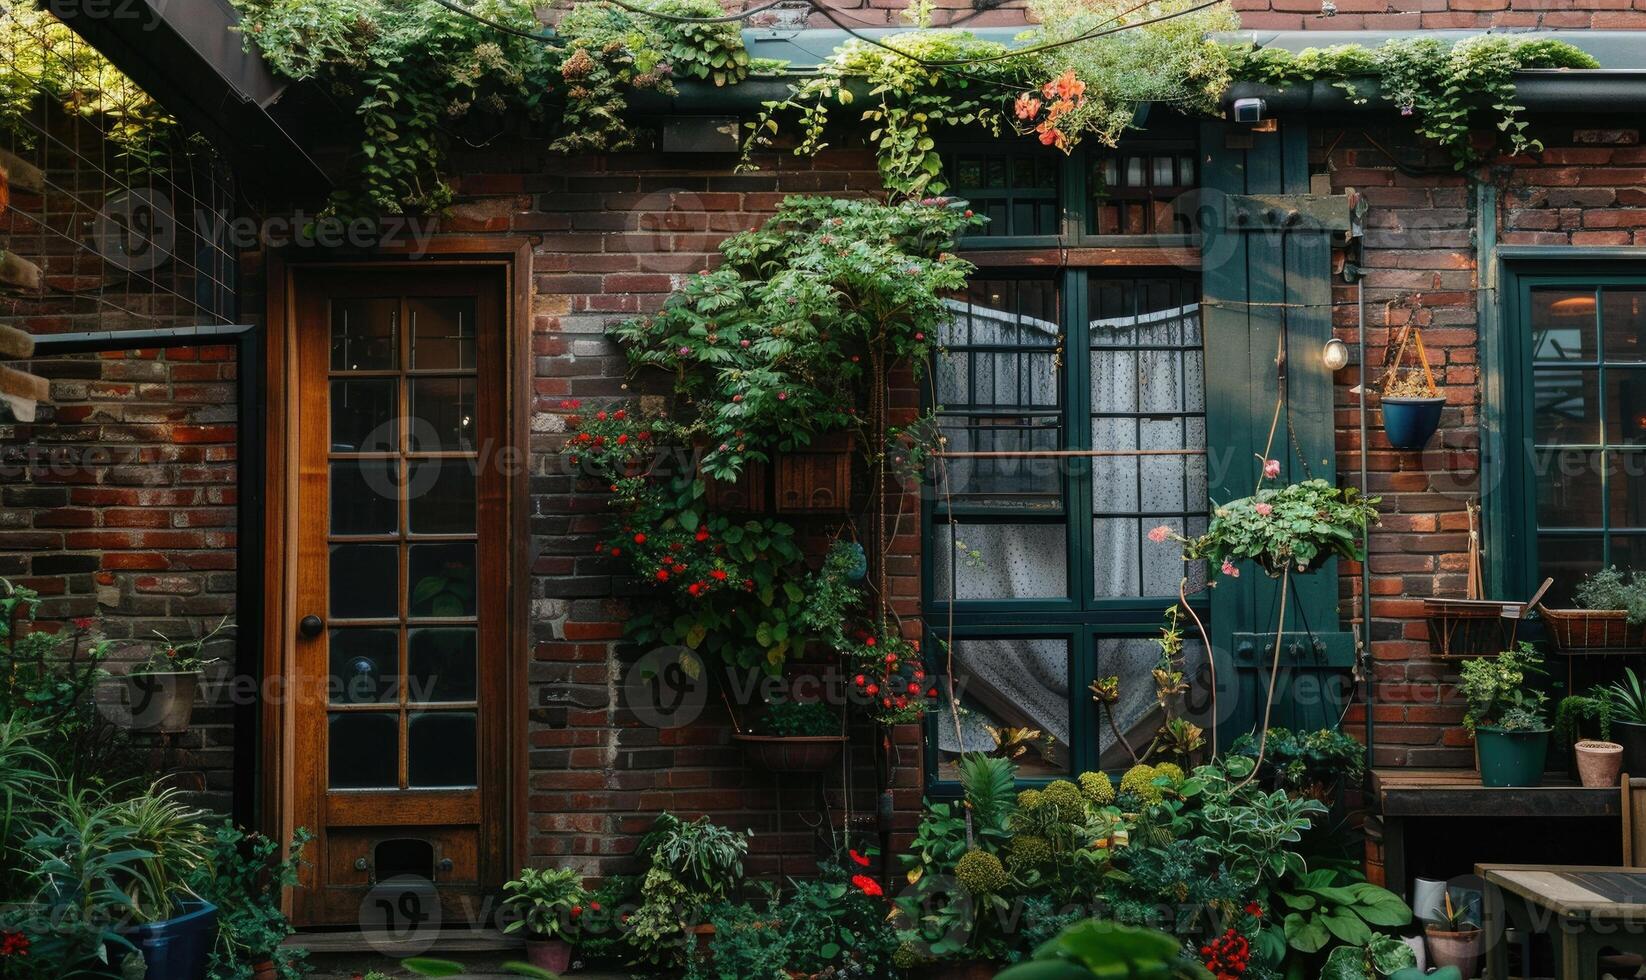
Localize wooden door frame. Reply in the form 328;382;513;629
261;238;532;920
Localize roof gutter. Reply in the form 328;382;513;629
1223;70;1646;117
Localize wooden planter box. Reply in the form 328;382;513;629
1539;605;1646;652
775;434;851;513
703;460;768;513
733;733;846;773
1424;597;1529;659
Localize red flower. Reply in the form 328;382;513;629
695;528;710;542
0;931;29;957
849;849;871;867
1244;902;1262;919
850;874;883;898
633;532;647;544
710;569;727;581
570;905;583;919
590;901;602;912
613;410;626;420
71;617;95;632
656;570;670;582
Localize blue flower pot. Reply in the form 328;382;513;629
117;899;217;980
1382;397;1444;450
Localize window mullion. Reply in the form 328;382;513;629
1067;267;1093;611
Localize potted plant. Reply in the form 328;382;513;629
1539;567;1646;651
501;866;590;972
1600;668;1646;775
1555;691;1626;787
190;824;312;980
1422;891;1482;978
1460;643;1551;787
1378;334;1444;452
1230;725;1365;805
626;814;751;968
1168;477;1380;579
732;697;845;773
122;617;232;733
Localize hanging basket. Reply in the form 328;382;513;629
732;733;846;773
1538;605;1646;652
1424;598;1529;659
1381;397;1445;451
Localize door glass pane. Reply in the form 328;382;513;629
1608;371;1646;445
328;712;398;789
330;544;398;619
937;637;1068;781
409;542;476;618
408;712;477;788
1609;452;1646;529
331;379;396;452
331;298;398;371
1603;288;1646;362
932;522;1066;600
410;297;477;371
330;460;399;535
329;629;399;705
408;461;476;535
1095;516;1207;597
1530;289;1597;363
410;378;476;452
1535;369;1600;445
409;628;477;703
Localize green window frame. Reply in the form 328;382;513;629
1492;258;1646;603
922;140;1211;790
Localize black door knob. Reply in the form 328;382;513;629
298;614;325;639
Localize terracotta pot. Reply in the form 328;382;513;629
734;733;846;773
524;937;572;973
250;959;277;980
1575;739;1624;788
1424;925;1482;978
122;670;200;733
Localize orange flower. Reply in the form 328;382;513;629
1041;70;1085;103
1013;93;1042;120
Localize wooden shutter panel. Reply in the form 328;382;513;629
1199;120;1357;746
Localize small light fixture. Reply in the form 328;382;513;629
1322;338;1350;371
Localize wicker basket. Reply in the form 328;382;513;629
1423;597;1527;658
1538;605;1646;651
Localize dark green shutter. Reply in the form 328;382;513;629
1200;120;1356;747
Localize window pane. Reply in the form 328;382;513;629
942;149;1060;237
933;523;1066;600
1095;636;1208;767
409;542;476;618
330;544;398;619
410;297;477;371
1095;516;1207;598
328;712;398;789
936;637;1069;780
1603;288;1646;362
1539;534;1605;605
329;629;400;705
1530;289;1597;363
1535;369;1600;445
408;712;477;788
1608;370;1646;446
331;298;398;371
409;628;477;703
330;460;399;535
331;379;396;453
1535;450;1603;529
1609;452;1646;529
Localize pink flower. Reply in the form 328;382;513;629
1263;458;1281;480
1221;559;1240;578
1254;502;1273;516
1147;524;1172;544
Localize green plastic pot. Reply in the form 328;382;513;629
1475;726;1550;787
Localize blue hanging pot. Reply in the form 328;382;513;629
843;541;868;582
1381;396;1444;450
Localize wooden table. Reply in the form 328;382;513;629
1374;770;1620;899
1478;864;1646;980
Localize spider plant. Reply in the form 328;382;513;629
1603;668;1646;726
0;713;56;891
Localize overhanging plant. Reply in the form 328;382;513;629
1458;642;1547;734
1157;476;1379;580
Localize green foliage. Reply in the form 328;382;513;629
1602;667;1646;726
1185;479;1380;578
1232;726;1365;796
501;867;589;941
1275;868;1411;955
132;616;234;674
191;825;312;980
1228;35;1598;169
1555;693;1613;746
627;813;751;964
1318;933;1417;980
233;0;558;215
994;919;1214;980
685;900;790;980
776;860;900;977
1458;643;1548;733
648;0;750;87
756;698;835;737
1573;566;1646;624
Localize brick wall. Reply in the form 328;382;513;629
1232;0;1646;30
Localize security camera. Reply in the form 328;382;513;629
1231;97;1268;123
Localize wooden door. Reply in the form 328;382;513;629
290;269;507;927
